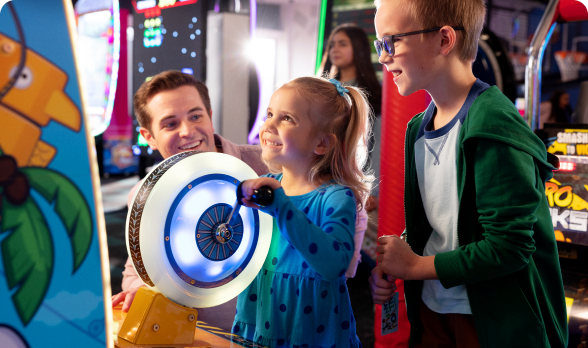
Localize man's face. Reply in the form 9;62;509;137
140;85;217;159
375;0;437;96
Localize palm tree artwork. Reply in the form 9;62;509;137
0;148;93;326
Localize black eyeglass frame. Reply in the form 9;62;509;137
374;26;465;58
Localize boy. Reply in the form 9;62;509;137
369;1;568;347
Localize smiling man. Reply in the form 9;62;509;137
134;70;266;171
112;70;268;330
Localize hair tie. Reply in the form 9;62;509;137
328;79;349;96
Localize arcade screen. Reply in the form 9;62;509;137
544;125;588;246
131;0;206;156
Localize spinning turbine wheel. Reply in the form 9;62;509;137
125;151;273;309
195;203;244;261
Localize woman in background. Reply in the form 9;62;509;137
318;23;382;117
539;90;573;128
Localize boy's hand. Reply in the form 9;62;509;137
111;285;145;313
369;266;397;304
376;235;437;280
240;178;281;208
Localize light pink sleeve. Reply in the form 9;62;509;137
345;207;368;278
122;181;146;291
122;256;146;291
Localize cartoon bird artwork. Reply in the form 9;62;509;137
0;30;93;325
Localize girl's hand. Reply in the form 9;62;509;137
240;177;281;208
369;266;397;304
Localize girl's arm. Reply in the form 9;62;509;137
241;178;356;281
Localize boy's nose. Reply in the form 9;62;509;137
378;53;391;65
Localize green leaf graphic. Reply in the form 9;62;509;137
21;167;93;271
1;197;53;325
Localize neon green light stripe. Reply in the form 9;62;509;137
315;0;328;74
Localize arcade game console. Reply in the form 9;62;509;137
115;151;273;347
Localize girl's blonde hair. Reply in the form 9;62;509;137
266;76;374;211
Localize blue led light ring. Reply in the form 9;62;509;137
164;174;260;289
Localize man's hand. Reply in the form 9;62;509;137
369;266;397;304
240;177;281;208
111;286;145;313
376;235;437;280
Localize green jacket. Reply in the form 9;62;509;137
403;86;568;348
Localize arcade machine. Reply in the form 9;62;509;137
0;1;112;347
75;0;120;136
76;0;137;177
526;0;588;346
130;0;207;177
114;151;274;347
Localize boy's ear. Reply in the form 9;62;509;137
439;25;458;57
314;133;337;155
139;127;158;150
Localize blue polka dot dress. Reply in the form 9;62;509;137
233;174;362;348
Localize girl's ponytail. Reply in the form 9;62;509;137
341;85;373;210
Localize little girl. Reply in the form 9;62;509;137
233;76;373;348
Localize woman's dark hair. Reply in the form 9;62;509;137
549;90;572;123
318;23;382;116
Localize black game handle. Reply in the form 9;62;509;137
236;182;274;207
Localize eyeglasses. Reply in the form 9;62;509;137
374;26;465;57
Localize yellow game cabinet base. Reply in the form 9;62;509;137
115;287;211;348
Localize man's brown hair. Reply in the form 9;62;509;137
133;70;212;131
375;0;486;62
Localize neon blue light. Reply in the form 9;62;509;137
182;68;194;75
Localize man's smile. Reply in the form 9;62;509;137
179;140;202;150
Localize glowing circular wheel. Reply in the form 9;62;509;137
126;151;272;308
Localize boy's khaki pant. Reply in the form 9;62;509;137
415;300;481;348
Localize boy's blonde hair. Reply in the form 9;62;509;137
266;76;374;211
375;0;486;62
